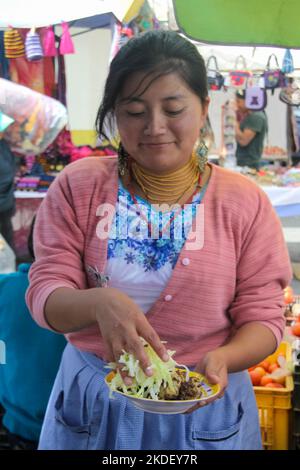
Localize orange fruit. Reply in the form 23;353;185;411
257;360;270;371
260;375;274;386
249;370;262;386
292;322;300;337
265;382;284;389
253;366;267;378
268;363;279;373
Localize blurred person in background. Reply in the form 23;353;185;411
0;114;16;250
235;89;268;170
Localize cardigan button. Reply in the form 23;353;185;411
182;257;190;266
164;294;173;302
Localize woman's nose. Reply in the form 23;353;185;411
144;112;166;136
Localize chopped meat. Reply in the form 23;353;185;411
178;376;204;400
158;369;186;400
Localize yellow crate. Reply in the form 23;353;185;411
253;342;294;450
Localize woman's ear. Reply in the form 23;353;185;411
202;96;210;119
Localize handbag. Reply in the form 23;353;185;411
227;55;251;88
279;80;300;106
245;76;267;111
245;87;267;111
206;56;224;90
263;54;287;92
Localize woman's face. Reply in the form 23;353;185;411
115;72;209;173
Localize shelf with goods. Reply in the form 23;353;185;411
12;130;117;259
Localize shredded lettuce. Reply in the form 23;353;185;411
106;338;189;400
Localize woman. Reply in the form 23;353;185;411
26;31;291;450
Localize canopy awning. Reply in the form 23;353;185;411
0;0;144;28
173;0;300;49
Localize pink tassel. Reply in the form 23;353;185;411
59;22;75;55
43;26;57;57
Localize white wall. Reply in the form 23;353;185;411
65;27;111;132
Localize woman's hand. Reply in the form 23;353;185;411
185;349;228;414
94;287;170;382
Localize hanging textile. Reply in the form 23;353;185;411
57;51;67;107
0;32;10;79
9;29;55;97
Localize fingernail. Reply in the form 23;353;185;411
145;366;153;376
162;353;170;362
200;401;207;407
124;377;133;386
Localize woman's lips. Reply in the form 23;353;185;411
140;142;173;149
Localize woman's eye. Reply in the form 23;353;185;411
166;109;184;116
126;111;145;117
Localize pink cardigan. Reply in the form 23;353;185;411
26;157;292;366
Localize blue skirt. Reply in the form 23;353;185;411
38;343;262;450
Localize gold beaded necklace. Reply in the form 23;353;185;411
130;152;202;205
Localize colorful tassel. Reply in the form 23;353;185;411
43;26;57;57
59;22;75;55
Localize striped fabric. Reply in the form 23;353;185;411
26;157;292;366
25;32;43;61
4;29;25;58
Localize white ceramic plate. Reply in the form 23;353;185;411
105;369;220;414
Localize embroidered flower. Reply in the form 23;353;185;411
124;252;135;264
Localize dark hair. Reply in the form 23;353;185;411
96;30;208;140
236;89;246;99
27;215;36;261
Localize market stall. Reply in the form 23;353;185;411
0;0;159;258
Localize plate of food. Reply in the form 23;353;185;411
105;338;220;414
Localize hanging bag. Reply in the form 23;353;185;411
245;76;267;111
245;87;267;111
227;55;251;88
206;55;224;90
263;54;287;92
279;79;300;106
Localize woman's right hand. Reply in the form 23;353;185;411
93;287;170;381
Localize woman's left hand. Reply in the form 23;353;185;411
185;350;228;414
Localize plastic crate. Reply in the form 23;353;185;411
253;342;294;450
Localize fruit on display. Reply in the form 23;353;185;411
248;353;291;388
283;286;294;305
291;320;300;337
264;382;284;388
